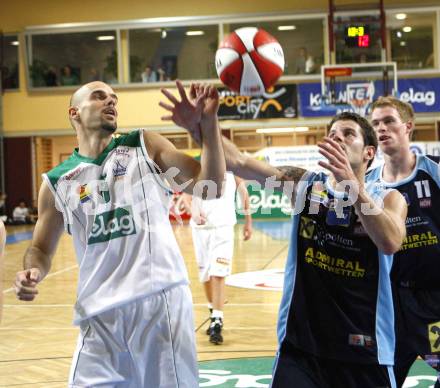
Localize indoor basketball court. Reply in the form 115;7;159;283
1;0;440;387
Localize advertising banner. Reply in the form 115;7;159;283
218;84;297;120
299;78;440;117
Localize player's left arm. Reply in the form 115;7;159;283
235;176;252;241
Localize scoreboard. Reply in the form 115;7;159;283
344;25;370;48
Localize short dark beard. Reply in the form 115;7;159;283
102;122;117;133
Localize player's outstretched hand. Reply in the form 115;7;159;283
192;83;219;121
159;80;207;134
14;268;42;301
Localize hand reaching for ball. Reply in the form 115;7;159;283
159;80;205;134
190;83;219;122
159;81;219;144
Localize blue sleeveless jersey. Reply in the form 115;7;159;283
367;154;440;288
277;172;395;365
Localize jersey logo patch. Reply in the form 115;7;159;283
88;206;136;244
428;321;440;353
299;217;315;239
113;160;127;178
79;185;91;203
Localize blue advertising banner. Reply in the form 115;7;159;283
299;77;440;117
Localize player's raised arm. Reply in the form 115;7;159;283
154;81;225;198
160;81;307;192
14;182;64;301
355;188;407;254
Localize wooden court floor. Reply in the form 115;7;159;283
0;221;289;387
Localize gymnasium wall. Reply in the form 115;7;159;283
2;0;439;136
3;137;33;216
0;0;324;31
2;0;436;30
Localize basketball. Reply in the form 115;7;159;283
215;27;285;96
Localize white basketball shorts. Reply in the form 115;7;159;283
192;225;234;282
68;283;198;388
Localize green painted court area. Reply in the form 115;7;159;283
198;357;438;387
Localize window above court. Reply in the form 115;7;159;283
128;24;219;83
1;34;19;90
21;8;440;90
25;30;118;88
386;10;436;71
23;13;327;89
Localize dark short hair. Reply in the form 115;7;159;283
329;111;378;148
328;111;378;167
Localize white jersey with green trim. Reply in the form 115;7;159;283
43;129;189;324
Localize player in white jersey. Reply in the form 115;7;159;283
13;80;226;387
183;172;252;344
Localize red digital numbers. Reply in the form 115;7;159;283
358;35;370;47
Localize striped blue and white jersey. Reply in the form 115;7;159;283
278;171;396;365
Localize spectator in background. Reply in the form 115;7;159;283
103;69;118;85
88;68;101;82
2;66;18;89
141;65;157;83
295;47;316;74
425;52;434;68
60;65;79;86
359;53;368;63
12;200;31;224
156;65;167;81
45;66;59;87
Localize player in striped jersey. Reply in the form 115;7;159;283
161;84;408;387
368;96;440;387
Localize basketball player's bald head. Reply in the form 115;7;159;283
70;81;114;107
68;81;118;133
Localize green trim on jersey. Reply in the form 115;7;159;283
45;130;141;189
116;130;142;148
45;154;83;189
73;137;116;165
